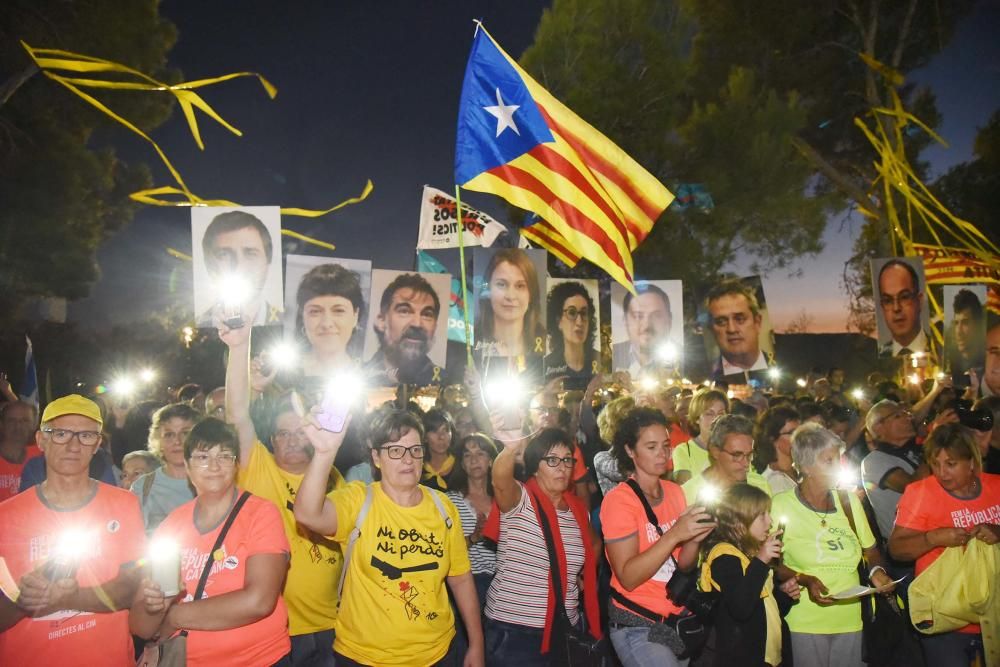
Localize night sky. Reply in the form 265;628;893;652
70;0;1000;333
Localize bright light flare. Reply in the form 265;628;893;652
149;538;179;561
851;388;864;401
699;484;720;505
215;273;252;307
681;378;692;386
768;367;781;381
326;370;365;398
796;378;807;388
657;342;678;363
139;368;157;384
908;373;920;385
268;342;299;370
638;376;659;392
837;466;858;489
484;376;526;408
53;529;93;562
111;376;136;396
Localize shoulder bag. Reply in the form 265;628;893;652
532;489;608;667
836;490;923;667
152;491;252;667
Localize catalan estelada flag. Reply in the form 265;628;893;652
455;25;674;290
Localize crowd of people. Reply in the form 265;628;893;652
0;325;999;667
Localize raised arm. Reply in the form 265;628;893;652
220;319;257;468
294;415;352;536
491;434;525;513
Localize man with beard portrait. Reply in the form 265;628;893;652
364;273;442;386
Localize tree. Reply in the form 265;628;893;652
0;0;178;323
520;0;972;325
932;109;1000;247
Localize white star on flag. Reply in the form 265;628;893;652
484;87;520;138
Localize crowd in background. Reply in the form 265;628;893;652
0;336;998;667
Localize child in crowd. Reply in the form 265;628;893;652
700;484;800;667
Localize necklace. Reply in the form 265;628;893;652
797;486;833;528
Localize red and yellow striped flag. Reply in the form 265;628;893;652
455;26;673;290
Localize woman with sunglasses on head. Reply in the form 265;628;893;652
130;418;293;666
293;408;484;667
482;427;603;667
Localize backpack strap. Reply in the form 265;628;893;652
624;478;663;536
142;471;155;505
427;488;454;530
337;484;374;605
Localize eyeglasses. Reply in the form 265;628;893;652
563;307;589;322
380;444;425;460
879;291;917;308
41;427;101;448
189;452;238;468
719;449;753;463
541;455;576;468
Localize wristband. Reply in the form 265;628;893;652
868;565;886;580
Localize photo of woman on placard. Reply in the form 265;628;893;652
474;248;546;360
544;280;598;381
295;263;365;377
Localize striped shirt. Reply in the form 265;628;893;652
446;491;497;575
485;484;585;628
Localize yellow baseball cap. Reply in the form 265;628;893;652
41;394;104;429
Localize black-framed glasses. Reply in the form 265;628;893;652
562;307;589;322
189;452;238;468
879;291;917;308
41;427;101;448
541;455;576;468
380;444;425;460
719;448;753;463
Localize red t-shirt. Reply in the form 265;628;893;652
669;423;691;449
600;478;687;617
0;482;145;666
895;473;1000;633
0;444;41;499
154;492;291;667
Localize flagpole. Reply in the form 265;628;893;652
455;186;474;366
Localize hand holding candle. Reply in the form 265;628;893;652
149;538;181;597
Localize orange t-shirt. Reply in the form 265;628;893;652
669;423;690;449
0;482;145;666
600;478;687;617
0;444;41;500
154;492;291;667
895;473;1000;634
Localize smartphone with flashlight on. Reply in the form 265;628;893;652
317;388;351;433
42;558;78;582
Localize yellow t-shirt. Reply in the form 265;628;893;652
331;481;471;666
672;439;710;478
682;470;772;505
770;489;875;634
238;441;345;635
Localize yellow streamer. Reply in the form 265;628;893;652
854;52;1000;350
22;42;373;221
166;247;192;261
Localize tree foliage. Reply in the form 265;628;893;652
520;0;972;325
0;0;178;321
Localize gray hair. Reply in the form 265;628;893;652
707;414;755;450
791;422;843;472
122;450;161;469
865;399;900;435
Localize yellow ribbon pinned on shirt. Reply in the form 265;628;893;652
21;42;373;222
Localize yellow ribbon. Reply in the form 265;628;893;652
852;53;1000;348
22;42;373;221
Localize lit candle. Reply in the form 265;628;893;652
149;539;181;597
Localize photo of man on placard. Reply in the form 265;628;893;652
610;280;683;377
192;206;284;328
362;270;449;386
703;277;775;379
943;284;987;381
871;257;930;357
